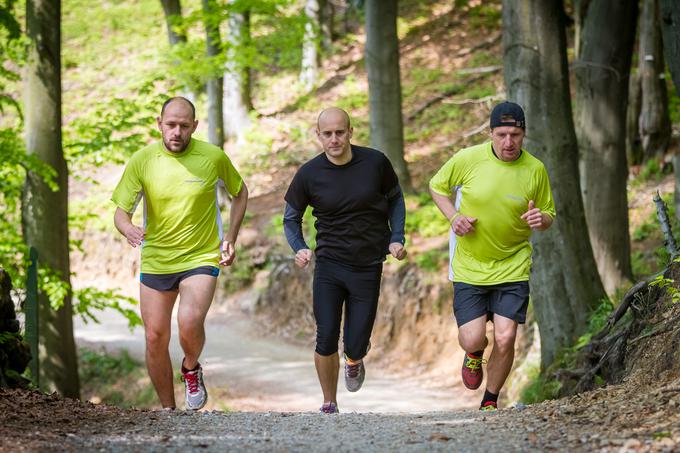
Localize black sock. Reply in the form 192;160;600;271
181;360;200;373
470;350;484;358
481;389;498;405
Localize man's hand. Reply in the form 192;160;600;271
220;240;236;266
521;200;551;230
295;248;313;268
123;224;144;247
451;213;477;236
389;242;407;260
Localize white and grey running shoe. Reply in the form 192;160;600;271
181;363;208;410
344;359;365;392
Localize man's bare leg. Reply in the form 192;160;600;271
457;315;488;353
140;283;178;408
177;274;217;370
485;315;518;394
315;352;339;404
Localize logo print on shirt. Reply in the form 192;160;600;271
506;194;524;202
184;178;205;185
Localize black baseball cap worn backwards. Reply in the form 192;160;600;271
490;101;525;130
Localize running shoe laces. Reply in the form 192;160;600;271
181;363;208;410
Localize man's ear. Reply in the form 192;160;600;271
348;126;353;139
156;116;162;130
191;119;198;133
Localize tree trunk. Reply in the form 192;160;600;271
502;0;607;369
202;0;224;147
659;0;680;96
626;71;643;166
23;0;79;399
575;0;636;295
364;0;413;192
300;0;321;92
160;0;186;46
223;5;253;141
319;0;334;50
639;0;671;160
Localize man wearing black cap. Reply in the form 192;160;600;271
429;101;555;410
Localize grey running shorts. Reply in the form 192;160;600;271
452;281;530;327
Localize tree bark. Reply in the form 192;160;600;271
160;0;186;46
574;0;636;295
202;0;224;147
300;0;321;92
223;4;253;141
659;0;680;95
319;0;334;50
364;0;413;192
639;0;671;160
502;0;607;368
23;0;80;399
626;71;643;166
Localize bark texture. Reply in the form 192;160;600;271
202;0;224;147
23;0;79;398
639;0;671;160
160;0;186;46
574;0;636;295
502;0;606;368
660;0;680;93
364;0;412;192
300;0;321;91
223;5;253;141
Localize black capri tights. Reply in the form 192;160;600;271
312;259;382;360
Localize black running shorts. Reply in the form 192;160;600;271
452;281;530;327
140;266;220;292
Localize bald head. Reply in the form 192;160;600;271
161;96;196;120
317;107;351;131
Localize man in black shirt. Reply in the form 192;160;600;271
283;107;407;414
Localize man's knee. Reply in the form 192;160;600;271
145;328;170;349
315;329;339;356
493;330;517;353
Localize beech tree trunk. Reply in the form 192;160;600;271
626;71;643;166
23;0;80;398
364;0;412;192
575;0;636;295
300;0;321;92
223;5;253;140
660;0;680;93
639;0;671;160
160;0;186;46
202;0;224;147
502;0;607;368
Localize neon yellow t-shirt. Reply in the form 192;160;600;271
429;142;555;285
111;139;244;274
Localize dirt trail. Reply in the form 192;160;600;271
75;307;476;413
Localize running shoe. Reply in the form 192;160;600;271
181;362;208;410
319;402;339;414
344;358;365;392
461;352;485;390
480;401;497;411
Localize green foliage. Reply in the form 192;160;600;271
573;298;614;349
467;4;501;29
404;192;450;239
649;274;680;305
520;364;562;404
79;347;156;408
414;248;448;272
63;79;162;171
73;287;142;329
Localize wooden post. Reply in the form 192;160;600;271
25;246;39;386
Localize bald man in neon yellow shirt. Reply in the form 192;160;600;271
429;102;555;411
112;97;248;411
